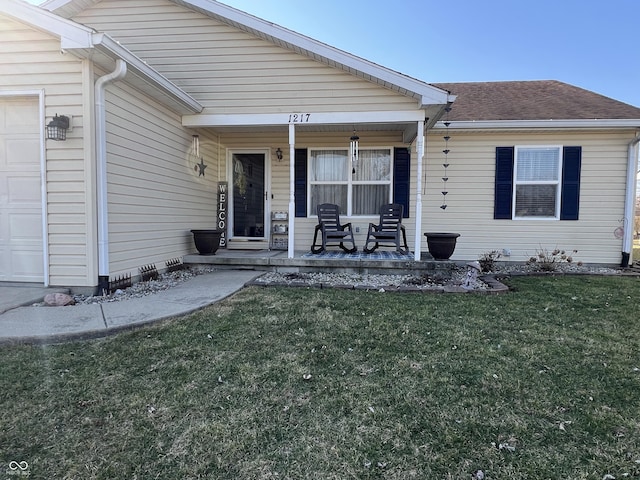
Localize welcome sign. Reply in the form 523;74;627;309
217;182;227;248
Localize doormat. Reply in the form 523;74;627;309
302;250;413;260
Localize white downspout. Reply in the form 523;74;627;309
622;133;640;266
413;120;425;261
95;59;127;293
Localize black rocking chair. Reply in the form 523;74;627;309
363;203;409;254
311;203;357;254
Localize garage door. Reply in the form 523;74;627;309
0;97;44;283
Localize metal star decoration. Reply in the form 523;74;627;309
195;157;207;177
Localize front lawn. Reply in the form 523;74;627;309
1;275;639;479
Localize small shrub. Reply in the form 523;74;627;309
527;247;580;272
478;250;502;273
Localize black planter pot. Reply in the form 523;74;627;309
191;229;223;255
424;232;460;260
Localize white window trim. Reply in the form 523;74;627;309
307;146;394;217
512;145;563;221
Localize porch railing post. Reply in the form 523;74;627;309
287;123;296;258
413;120;425;261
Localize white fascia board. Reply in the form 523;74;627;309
183;110;425;128
89;33;203;113
40;0;73;10
181;0;450;107
1;0;93;48
432;119;640;130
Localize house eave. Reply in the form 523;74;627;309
88;34;203;114
432;119;640;130
1;0;94;48
2;0;202;115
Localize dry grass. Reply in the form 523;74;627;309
1;275;640;479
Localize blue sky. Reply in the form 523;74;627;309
28;0;640;107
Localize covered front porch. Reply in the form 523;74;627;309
185;111;453;263
176;7;457;265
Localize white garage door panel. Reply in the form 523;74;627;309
10;248;44;280
0;97;43;283
8;175;40;203
7;138;40;166
9;212;42;238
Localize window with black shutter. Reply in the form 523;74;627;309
494;145;581;220
293;147;410;217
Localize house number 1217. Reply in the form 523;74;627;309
288;113;311;123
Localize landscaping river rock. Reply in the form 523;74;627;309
37;262;622;306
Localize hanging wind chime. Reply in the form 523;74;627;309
441;106;452;210
192;134;207;177
350;130;359;174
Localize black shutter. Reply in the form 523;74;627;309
560;146;581;220
494;147;514;219
294;148;307;217
393;147;410;218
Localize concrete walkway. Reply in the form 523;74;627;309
0;270;262;344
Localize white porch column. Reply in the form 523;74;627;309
413;120;425;261
287;123;296;258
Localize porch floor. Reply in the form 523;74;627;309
183;249;456;275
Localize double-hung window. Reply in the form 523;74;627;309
514;146;562;219
494;145;582;221
308;147;392;216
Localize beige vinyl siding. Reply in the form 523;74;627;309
422;130;632;265
104;80;219;277
0;15;94;287
72;0;418;114
229;128;632;264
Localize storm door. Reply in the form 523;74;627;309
229;151;268;242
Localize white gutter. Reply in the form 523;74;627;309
622;133;640;266
95;59;127;294
433;119;640;130
91;33;202;114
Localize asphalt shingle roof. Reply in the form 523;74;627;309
431;80;640;122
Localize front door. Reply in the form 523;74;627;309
229;150;268;246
